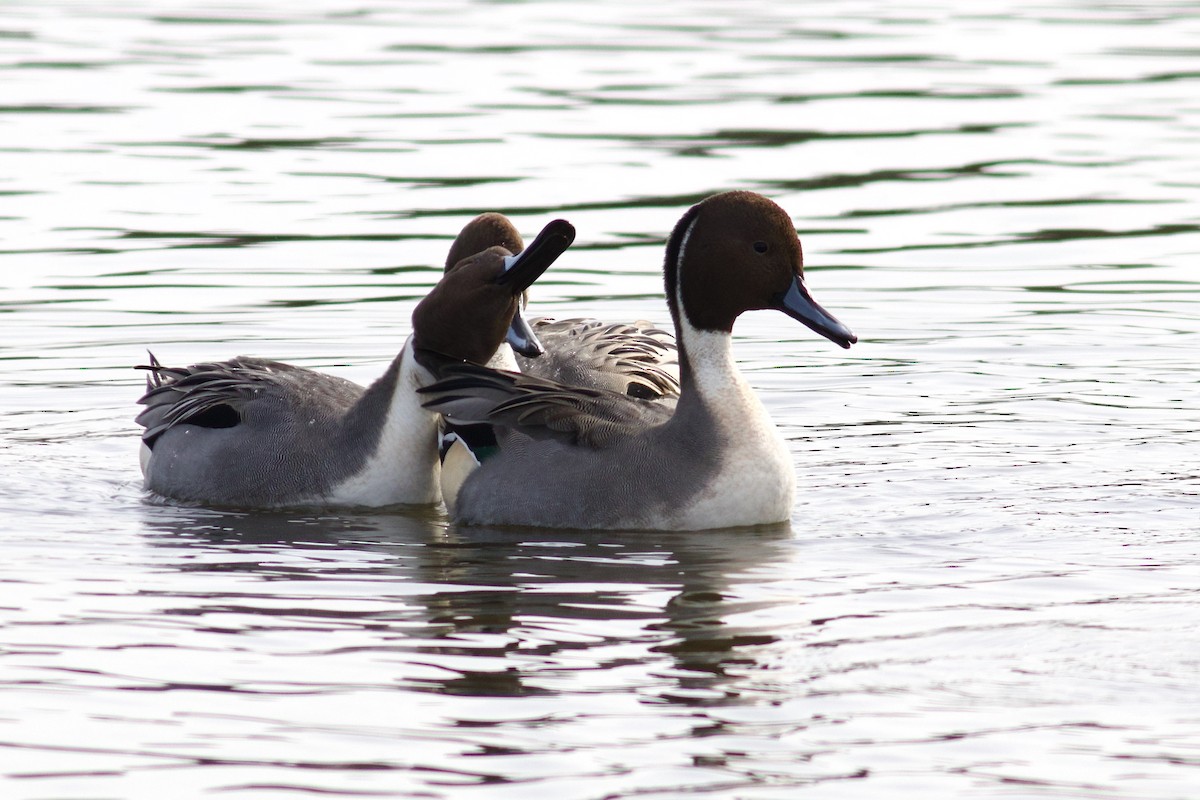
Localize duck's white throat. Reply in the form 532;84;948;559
679;324;748;405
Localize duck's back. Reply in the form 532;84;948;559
138;357;369;507
514;317;679;402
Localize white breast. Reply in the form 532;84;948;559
668;328;795;529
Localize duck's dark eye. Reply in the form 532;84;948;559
753;241;769;254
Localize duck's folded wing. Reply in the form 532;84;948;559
135;354;280;447
419;362;672;449
515;318;680;400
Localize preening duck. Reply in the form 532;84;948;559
135;219;575;509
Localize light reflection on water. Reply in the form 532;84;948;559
1;1;1198;798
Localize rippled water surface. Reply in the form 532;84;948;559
2;1;1198;798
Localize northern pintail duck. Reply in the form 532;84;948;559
135;220;575;509
421;192;856;530
445;213;680;401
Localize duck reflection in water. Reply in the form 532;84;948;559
138;507;795;707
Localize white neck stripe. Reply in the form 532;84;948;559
674;212;702;326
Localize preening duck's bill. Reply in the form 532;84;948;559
778;276;857;349
497;218;576;293
498;218;576;358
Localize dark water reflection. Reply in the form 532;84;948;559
110;509;836;794
140;509;795;706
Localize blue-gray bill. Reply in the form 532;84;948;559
778;277;857;349
506;310;544;357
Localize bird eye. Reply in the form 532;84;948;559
753;241;769;254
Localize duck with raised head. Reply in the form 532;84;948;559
421;192;856;530
444;212;680;401
135;219;575;509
